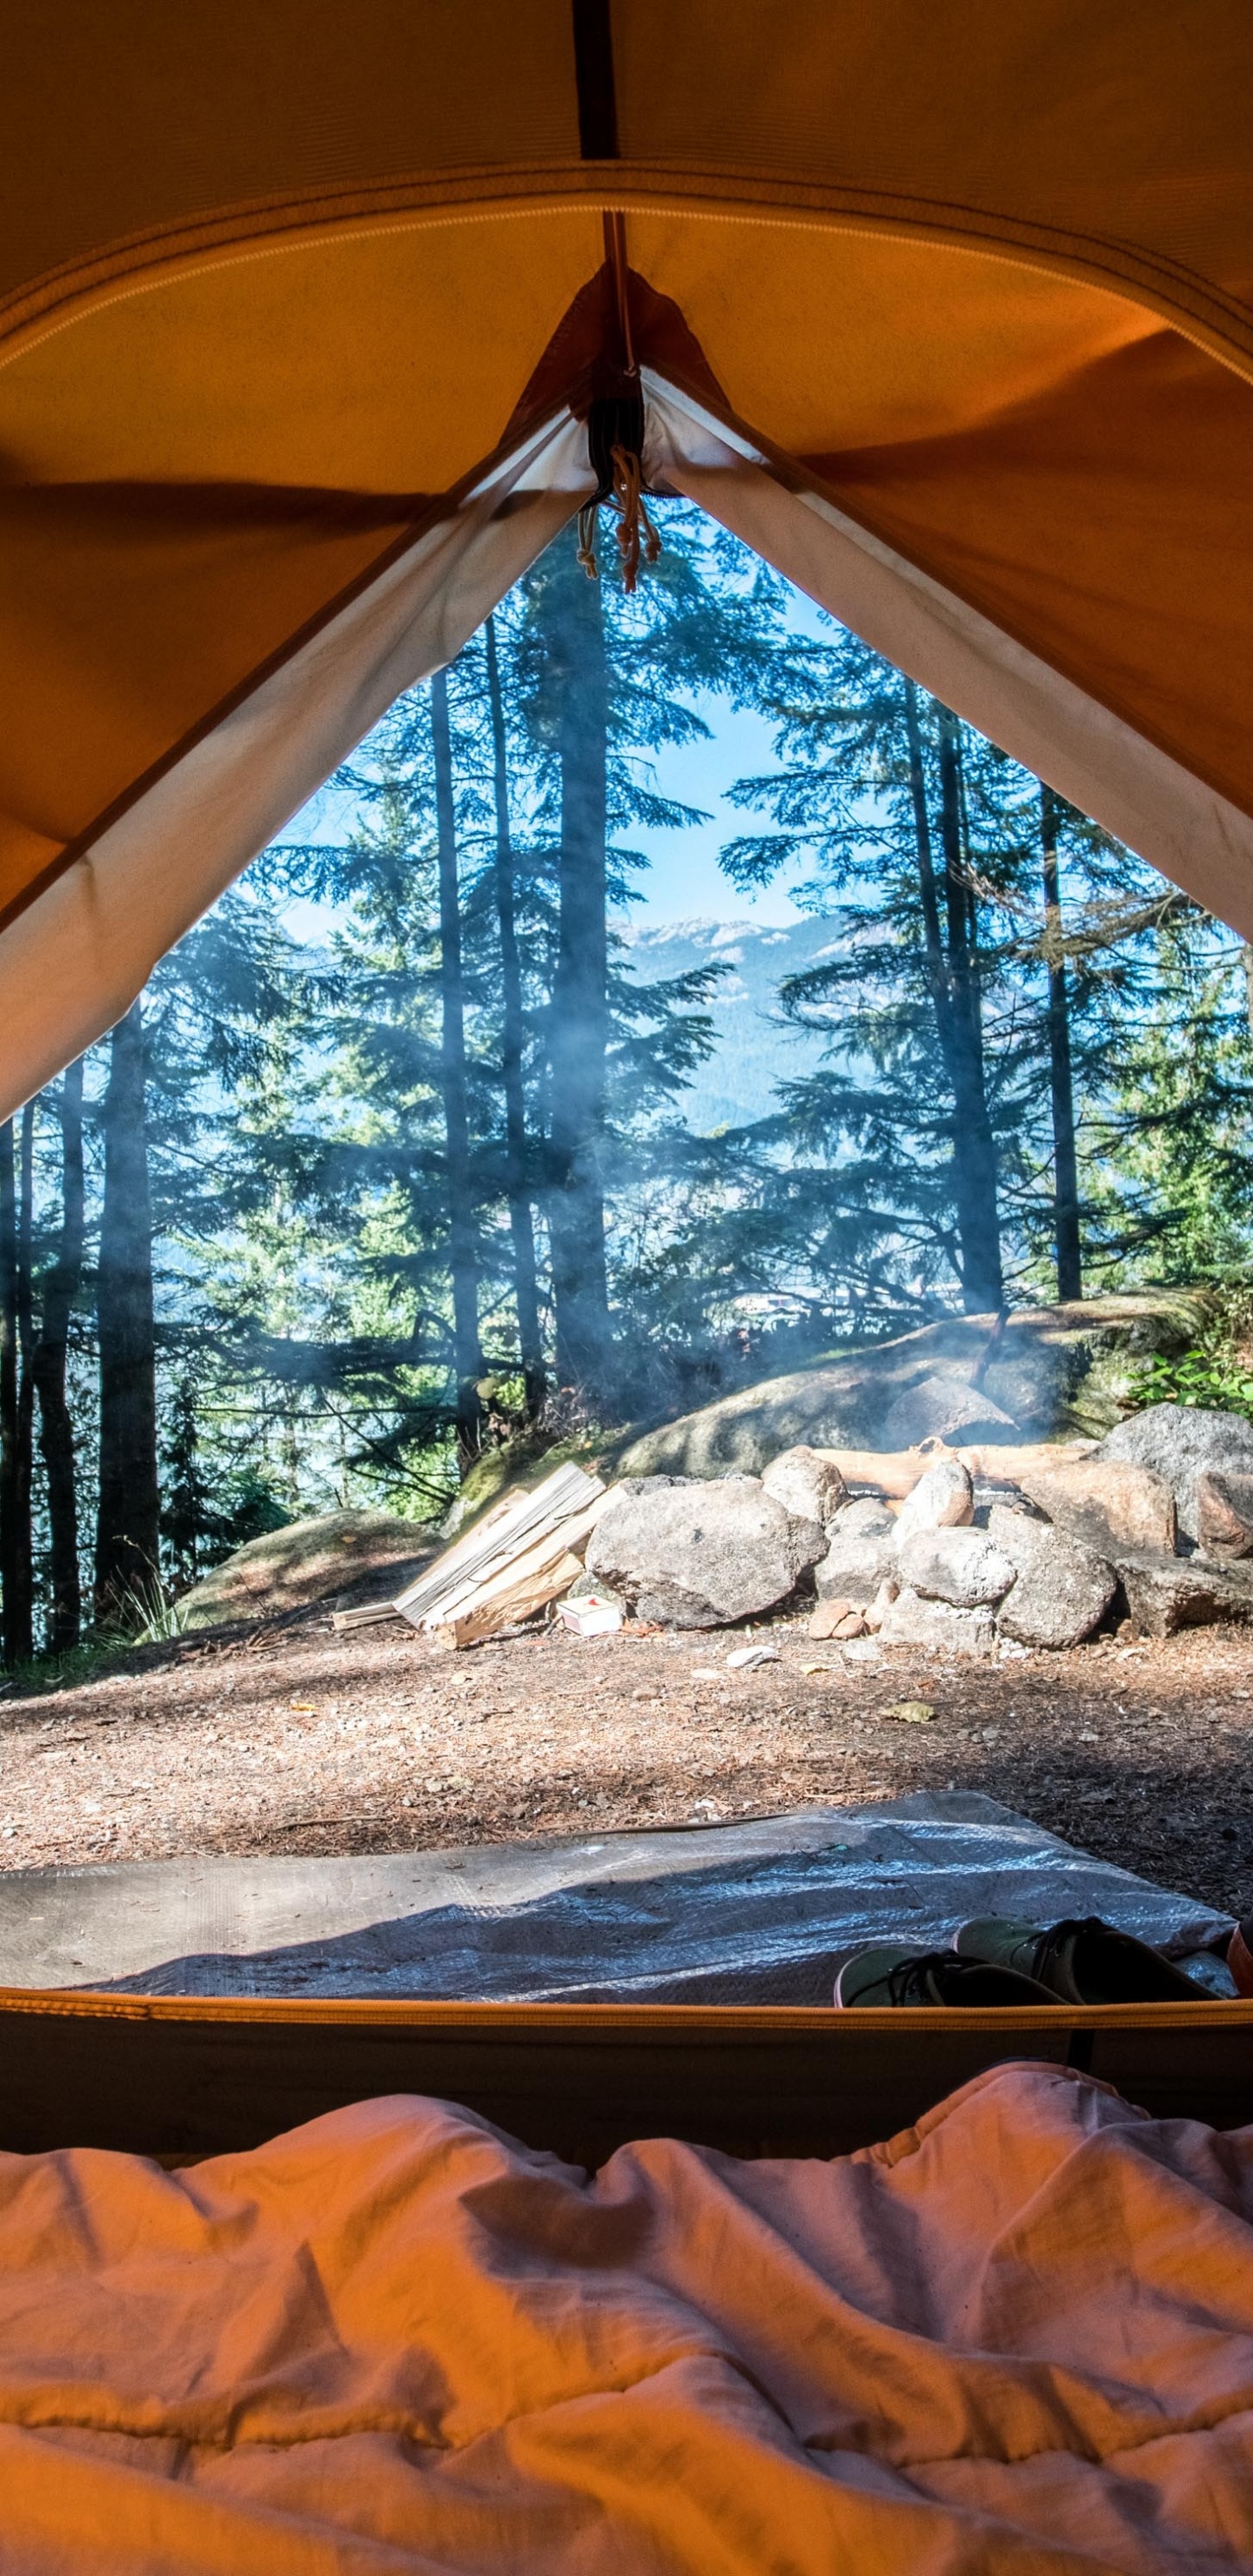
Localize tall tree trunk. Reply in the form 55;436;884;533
546;562;613;1393
1040;785;1082;1301
485;615;546;1419
16;1104;35;1643
935;705;1004;1312
0;1117;33;1665
95;1001;160;1625
431;667;484;1468
902;679;955;1059
33;1060;84;1652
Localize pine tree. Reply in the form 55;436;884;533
508;507;783;1402
721;630;1037;1320
1086;907;1253;1280
485;612;545;1418
532;544;615;1392
0;1113;34;1663
31;1061;84;1650
432;668;486;1461
1040;785;1082;1299
94;1000;160;1624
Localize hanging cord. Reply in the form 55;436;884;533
609;443;661;594
576;499;600;580
575;437;662;593
576;212;660;590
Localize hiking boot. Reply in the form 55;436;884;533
834;1944;1055;2008
954;1915;1205;2005
1228;1917;1253;1997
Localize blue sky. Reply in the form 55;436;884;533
279;695;811;943
624;699;807;925
627;572;834;924
278;556;833;940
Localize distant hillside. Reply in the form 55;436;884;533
620;916;842;1131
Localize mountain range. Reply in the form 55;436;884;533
620;915;841;1131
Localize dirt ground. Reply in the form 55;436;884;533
1;1600;1252;1921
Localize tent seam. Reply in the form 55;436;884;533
2;180;1250;386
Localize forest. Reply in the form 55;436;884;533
3;503;1252;1667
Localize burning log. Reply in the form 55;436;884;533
814;1439;1096;1499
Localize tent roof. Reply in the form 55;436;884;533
2;1;1252;1110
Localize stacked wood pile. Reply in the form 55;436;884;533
331;1464;608;1649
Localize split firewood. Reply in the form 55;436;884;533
433;1551;584;1651
422;1493;613;1627
395;1461;604;1631
332;1465;608;1636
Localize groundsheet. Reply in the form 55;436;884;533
0;1793;1233;2002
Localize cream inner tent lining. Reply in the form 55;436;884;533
2;370;1251;1120
644;377;1253;941
0;416;589;1114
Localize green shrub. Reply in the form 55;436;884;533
1129;1290;1253;1419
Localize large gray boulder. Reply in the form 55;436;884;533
1115;1548;1253;1639
585;1475;825;1627
1098;1404;1253;1542
881;1374;1016;1449
814;1498;897;1605
761;1444;848;1528
879;1587;997;1656
897;1526;1016;1608
988;1506;1116;1649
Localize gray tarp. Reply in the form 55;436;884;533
0;1793;1232;2003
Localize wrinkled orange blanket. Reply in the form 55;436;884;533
1;2063;1251;2573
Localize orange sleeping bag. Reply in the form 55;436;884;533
0;2062;1251;2572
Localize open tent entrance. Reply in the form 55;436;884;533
5;240;1253;1122
2;0;1253;2195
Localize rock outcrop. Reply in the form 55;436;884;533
178;1510;432;1631
615;1294;1210;1480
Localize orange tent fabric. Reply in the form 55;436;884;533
2;2061;1253;2571
2;4;1252;1111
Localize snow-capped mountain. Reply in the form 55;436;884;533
620;915;843;1130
